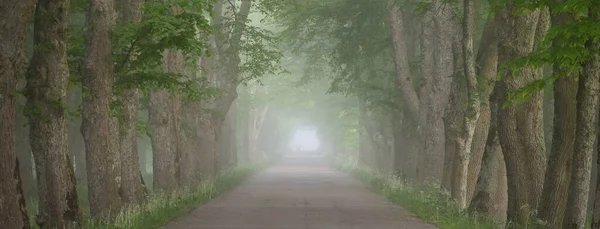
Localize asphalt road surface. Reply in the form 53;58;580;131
163;153;438;229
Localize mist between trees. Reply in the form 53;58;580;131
1;0;600;229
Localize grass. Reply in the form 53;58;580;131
28;158;273;229
330;155;499;229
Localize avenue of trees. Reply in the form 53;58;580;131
1;0;281;228
1;0;600;229
263;0;600;228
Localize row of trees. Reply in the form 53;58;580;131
264;0;600;228
0;0;280;228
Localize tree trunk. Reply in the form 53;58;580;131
496;6;548;224
24;0;82;227
388;3;421;181
0;1;35;228
116;0;145;205
537;77;577;227
450;0;481;208
180;98;202;186
148;89;176;191
471;86;508;228
248;106;268;163
592;110;600;229
148;49;183;192
537;5;579;227
442;47;465;192
419;0;454;183
81;0;122;219
563;38;600;229
388;4;419;120
466;12;500;202
171;91;182;184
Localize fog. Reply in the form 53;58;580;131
3;0;600;229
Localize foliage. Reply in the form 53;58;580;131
112;0;216;101
239;20;285;83
498;0;600;106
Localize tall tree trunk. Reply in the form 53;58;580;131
24;0;82;227
450;0;480;208
388;4;419;120
563;37;600;229
466;12;500;202
415;0;455;183
592;110;600;229
442;37;465;191
537;4;578;227
537;77;577;226
466;11;505;226
388;3;421;181
0;1;35;228
180;98;202;186
117;0;145;205
81;0;122;219
471;86;508;227
148;50;182;192
496;6;548;225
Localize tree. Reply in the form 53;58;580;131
148;49;183;191
450;0;481;209
116;0;146;204
81;0;122;218
0;0;35;228
496;5;549;224
24;0;81;227
563;27;600;229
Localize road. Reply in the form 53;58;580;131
163;153;438;229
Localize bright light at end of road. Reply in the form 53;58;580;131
288;126;321;151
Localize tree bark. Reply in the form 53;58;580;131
418;0;454;183
537;5;579;226
208;0;251;171
0;1;35;228
387;3;421;181
443;37;465;192
471;86;508;227
81;0;122;219
592;110;600;229
466;12;500;202
496;5;548;224
450;0;480;208
387;4;419;120
116;0;146;205
148;49;183;192
563;37;600;229
24;0;82;227
537;77;577;227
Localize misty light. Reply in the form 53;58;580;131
288;126;321;151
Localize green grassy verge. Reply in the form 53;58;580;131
28;158;273;229
330;155;498;229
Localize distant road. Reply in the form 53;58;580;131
163;154;438;229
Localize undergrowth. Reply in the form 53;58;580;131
28;159;272;229
330;155;499;229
